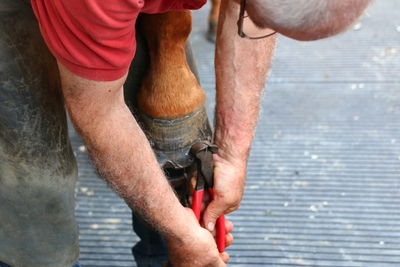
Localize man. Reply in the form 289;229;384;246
0;0;371;266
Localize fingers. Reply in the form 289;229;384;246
206;215;233;252
202;199;225;232
212;230;233;248
225;233;234;247
220;252;230;263
222;219;234;247
209;218;233;236
225;219;234;233
201;191;211;213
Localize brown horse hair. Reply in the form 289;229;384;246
137;11;205;118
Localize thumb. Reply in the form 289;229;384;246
202;199;225;232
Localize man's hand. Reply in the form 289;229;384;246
167;208;233;266
202;153;246;232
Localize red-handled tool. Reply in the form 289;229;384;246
190;141;226;252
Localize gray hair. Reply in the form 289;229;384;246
246;0;372;40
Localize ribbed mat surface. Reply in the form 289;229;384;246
73;1;400;266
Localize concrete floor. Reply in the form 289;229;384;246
73;1;400;266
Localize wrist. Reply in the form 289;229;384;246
161;207;201;244
214;127;252;164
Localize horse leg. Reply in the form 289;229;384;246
136;10;212;170
207;0;221;42
124;11;212;266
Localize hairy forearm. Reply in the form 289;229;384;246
198;0;276;227
59;65;191;241
214;0;276;162
82;106;186;234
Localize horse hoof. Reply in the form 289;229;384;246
138;105;213;169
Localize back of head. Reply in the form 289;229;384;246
246;0;372;40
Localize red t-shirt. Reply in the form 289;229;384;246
31;0;205;81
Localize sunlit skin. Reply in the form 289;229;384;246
59;0;371;265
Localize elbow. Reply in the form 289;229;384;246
246;0;372;41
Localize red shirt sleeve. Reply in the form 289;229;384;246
31;0;206;81
142;0;206;13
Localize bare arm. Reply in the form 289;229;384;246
59;64;191;236
202;0;276;230
202;0;372;232
58;64;227;266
